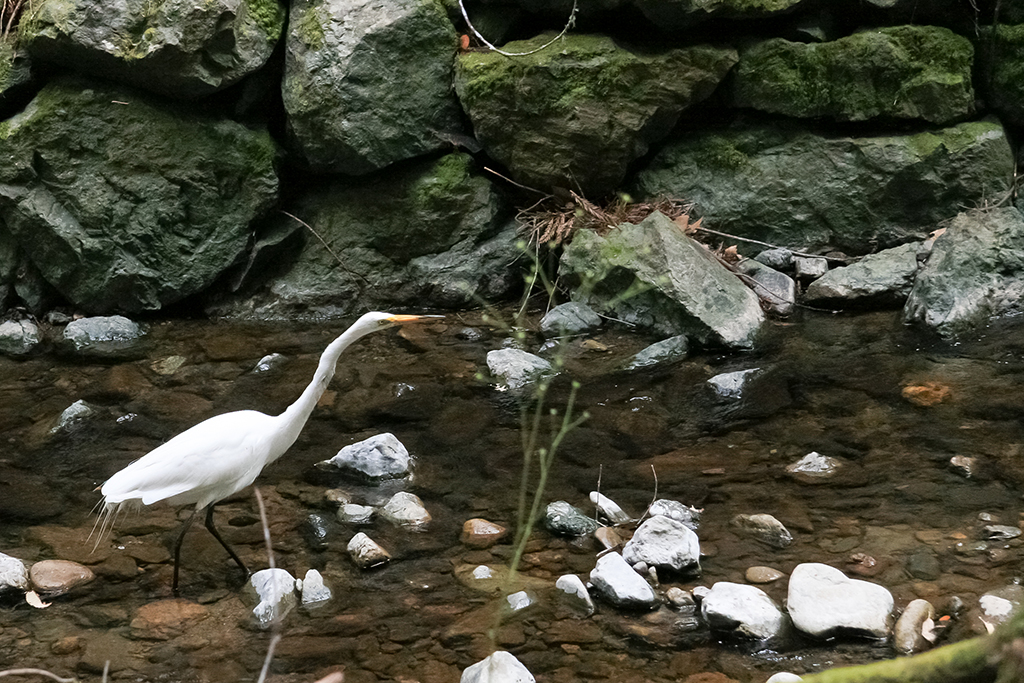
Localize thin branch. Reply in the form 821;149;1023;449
483;167;551;197
459;0;578;57
280;211;371;286
636;465;659;526
256;634;282;683
253;487;275;570
0;670;77;683
692;226;842;262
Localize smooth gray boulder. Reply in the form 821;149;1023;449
805;241;925;307
20;0;284;99
701;582;786;640
622;515;700;574
731;513;793;549
487;348;553;392
634;120;1014;255
540;302;602;337
455;33;736;195
735;259;796;316
0;319;41;356
318;433;412;480
208;153;516;320
0;79;278;314
626;335;689;369
733;26;974;124
787;563;894;639
560;212;764;347
588;552;659;610
461;651;535;683
283;0;462;173
904;207;1024;337
63;316;143;353
635;0;808;27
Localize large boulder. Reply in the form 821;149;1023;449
732;26;975;124
208;153;517;319
455;33;737;195
633;119;1014;254
635;0;809;28
0;78;278;313
19;0;284;99
559;212;764;347
804;241;926;307
283;0;463;173
903;207;1024;337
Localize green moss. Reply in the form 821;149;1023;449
293;3;326;50
245;0;284;42
689;136;749;171
412;153;472;209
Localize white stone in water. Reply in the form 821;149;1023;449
707;368;760;399
622;515;700;573
648;499;701;529
731;513;793;548
381;492;431;527
300;569;331;606
249;568;298;628
701;581;786;640
319;432;412;479
506;591;532;611
461;650;535;683
486;348;553;391
979;593;1017;632
347;533;391;569
337;503;375;524
555;574;595;615
589;492;632;524
787;451;842;477
787;563;894;639
766;674;803;683
589;552;659;609
692;585;711;601
253;352;285;373
472;565;493;580
894;598;934;655
50;399;98;434
0;552;29;592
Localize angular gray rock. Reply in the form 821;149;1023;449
622;515;700;574
337;503;375;525
732;27;975;124
588;552;659;610
283;0;462;173
634;120;1014;255
208;153;516;320
0;319;41;356
805;241;926;307
487;348;553;392
626;335;689;369
347;532;391;568
589;492;632;525
0;40;31;97
20;0;284;99
0;79;278;313
560;212;764;347
540;302;602;337
635;0;808;28
456;33;737;195
544;501;600;537
63;316;143;354
319;433;412;480
555;574;595;616
735;259;796;316
380;492;430;527
787;563;894;639
701;581;786;640
707;369;761;400
461;651;535;683
50;399;98;435
786;452;843;479
648;499;701;530
904;207;1024;337
731;513;793;549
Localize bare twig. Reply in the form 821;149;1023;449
253;487;275;570
0;669;77;683
458;0;578;56
691;226;840;261
256;633;282;683
483;167;551;197
636;465;659;526
281;211;371;286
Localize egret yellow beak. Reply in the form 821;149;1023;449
386;314;444;323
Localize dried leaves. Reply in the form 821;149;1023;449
519;194;694;247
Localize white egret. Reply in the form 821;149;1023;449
97;311;438;591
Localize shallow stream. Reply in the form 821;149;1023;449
1;307;1023;682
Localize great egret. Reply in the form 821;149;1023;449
97;311;438;591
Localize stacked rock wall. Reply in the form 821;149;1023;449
0;0;1019;324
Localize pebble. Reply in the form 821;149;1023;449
461;518;508;548
29;559;95;595
594;526;622;550
786;451;842;479
949;455;978;478
381;492;431;527
324;488;353;506
348;533;391;569
50;399;99;434
901;381;952;406
982;525;1021;541
338;503;375;525
506;591;532;612
129;599;209;640
731;513;793;549
300;569;331;605
745;566;785;584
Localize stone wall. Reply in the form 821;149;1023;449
0;0;1020;322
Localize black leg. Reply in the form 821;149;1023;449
204;504;249;576
172;509;199;594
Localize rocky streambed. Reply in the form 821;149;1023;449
0;307;1022;681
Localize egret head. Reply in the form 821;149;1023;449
355;311;441;332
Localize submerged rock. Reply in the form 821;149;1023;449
380;492;430;528
904;207;1024;337
21;0;284;99
299;569;331;606
702;582;786;640
735;259;796;316
708;369;761;399
50;400;98;435
63;316;143;353
544;501;600;537
347;533;391;569
487;349;553;392
282;0;462;173
626;335;690;369
539;302;602;337
786;452;843;479
29;559;94;595
456;33;736;195
589;552;659;610
731;514;793;549
461;650;535;683
560;212;764;346
622;515;700;574
318;433;412;480
787;563;894;639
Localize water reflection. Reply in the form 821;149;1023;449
1;309;1022;681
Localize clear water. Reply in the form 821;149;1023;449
1;308;1022;681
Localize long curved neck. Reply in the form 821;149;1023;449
271;324;377;458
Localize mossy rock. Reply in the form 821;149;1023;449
633;119;1014;255
976;24;1024;127
732;25;975;124
455;33;737;196
636;0;809;28
0;78;279;313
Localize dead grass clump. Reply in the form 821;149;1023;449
518;193;694;247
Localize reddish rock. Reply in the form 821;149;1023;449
29;559;95;594
130;598;209;640
902;381;952;406
460;518;508;548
